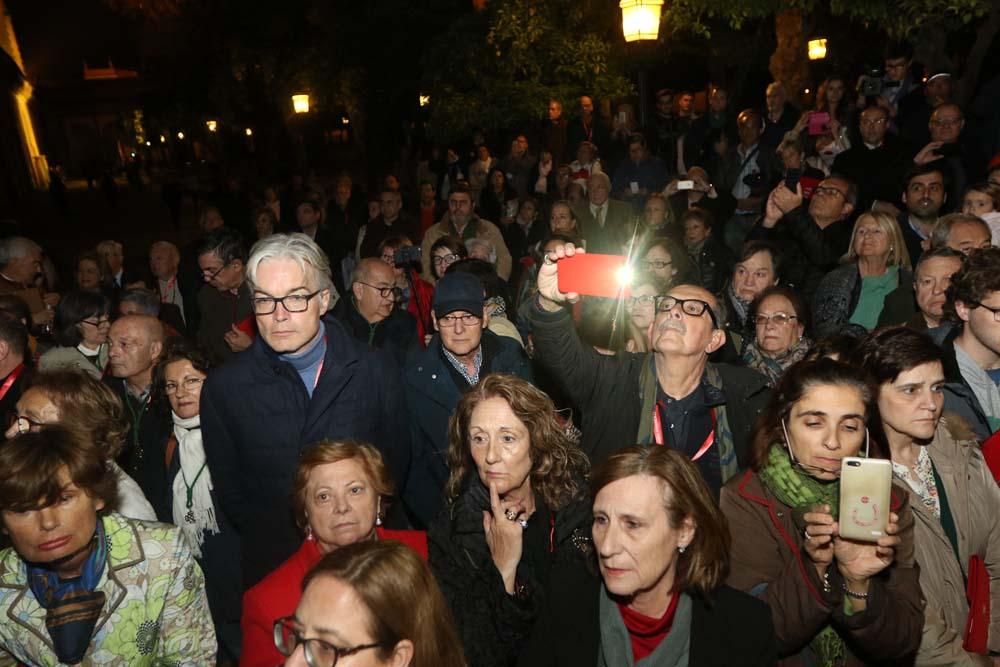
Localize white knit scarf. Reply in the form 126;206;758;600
171;412;219;557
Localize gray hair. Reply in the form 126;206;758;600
587;171;611;191
930;213;991;251
0;237;41;268
150;240;179;260
465;238;497;265
246;233;338;312
119;288;161;317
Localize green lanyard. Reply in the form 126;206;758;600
122;390;149;468
181;461;209;524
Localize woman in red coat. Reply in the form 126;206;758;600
379;235;435;346
240;440;427;667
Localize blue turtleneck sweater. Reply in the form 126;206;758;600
279;322;327;398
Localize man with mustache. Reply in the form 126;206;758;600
898;164;947;264
530;243;771;496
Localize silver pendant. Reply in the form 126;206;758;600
185;509;196;524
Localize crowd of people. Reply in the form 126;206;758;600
3;39;1000;667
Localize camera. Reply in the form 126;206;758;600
857;70;883;98
394;246;422;266
742;171;763;189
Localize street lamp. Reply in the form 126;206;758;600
292;93;310;114
245;128;253;136
620;0;663;42
808;38;828;61
206;120;218;132
620;0;662;129
176;131;185;140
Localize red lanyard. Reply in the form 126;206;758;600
652;403;717;462
312;336;329;391
0;363;24;403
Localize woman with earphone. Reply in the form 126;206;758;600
720;357;923;666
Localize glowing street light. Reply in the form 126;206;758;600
245;128;253;137
159;134;166;144
419;94;431;108
292;93;310;114
619;0;663;42
206;120;218;132
176;131;185;140
808;38;828;61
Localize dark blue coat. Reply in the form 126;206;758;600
200;315;410;588
402;330;532;527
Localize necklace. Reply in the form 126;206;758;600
181;461;209;524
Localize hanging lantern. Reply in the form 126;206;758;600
292;93;310;114
206;120;218;132
808;38;828;61
620;0;663;42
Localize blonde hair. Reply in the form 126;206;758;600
842;211;911;270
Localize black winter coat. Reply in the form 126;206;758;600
200;315;411;588
403;331;533;527
429;480;593;667
529;303;771;467
518;560;776;667
331;296;417;368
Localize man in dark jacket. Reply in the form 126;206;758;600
832;105;911;213
531;243;771;496
196;228;254;365
403;272;532;527
747;175;856;300
200;234;410;588
331;258;416;367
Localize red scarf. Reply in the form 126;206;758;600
617;592;679;662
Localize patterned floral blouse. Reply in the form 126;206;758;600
0;512;217;665
891;446;941;519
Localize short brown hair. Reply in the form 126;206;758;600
303;541;465;667
0;427;118;512
445;374;589;510
26;370;128;460
591;446;730;596
292;440;395;532
944;246;1000;323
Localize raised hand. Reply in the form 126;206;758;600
535;243;585;311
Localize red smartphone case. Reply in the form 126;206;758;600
557;254;632;299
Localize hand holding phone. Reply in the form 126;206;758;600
838;457;891;542
557;253;631;299
677;180;695;190
807;111;831;136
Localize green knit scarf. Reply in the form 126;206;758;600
758;444;845;667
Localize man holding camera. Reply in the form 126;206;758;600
331;257;416;366
402;271;531;526
719;108;781;253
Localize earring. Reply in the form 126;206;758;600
305;525;314;541
375;500;383;527
678;545;686;554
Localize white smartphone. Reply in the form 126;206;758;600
838;457;892;542
629;181;640;194
677;180;695;190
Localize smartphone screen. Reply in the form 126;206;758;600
808;111;830;136
557;254;631;299
784;169;801;193
838;457;892;542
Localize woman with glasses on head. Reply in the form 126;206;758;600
275;541;464;667
855;327;1000;663
243;439;427;667
153;339;243;662
5;369;157;521
721;358;923;665
0;427;217;664
813;211;912;339
429;374;592;667
38;290;111;379
430;237;469;282
742;286;812;385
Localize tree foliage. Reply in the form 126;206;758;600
423;0;632;142
659;0;992;38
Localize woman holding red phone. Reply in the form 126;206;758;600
856;327;1000;663
721;357;922;666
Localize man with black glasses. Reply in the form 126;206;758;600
402;271;531;527
331;257;416;366
530;242;770;495
196;227;254;364
200;233;409;589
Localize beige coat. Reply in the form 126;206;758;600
421;214;512;282
902;416;1000;665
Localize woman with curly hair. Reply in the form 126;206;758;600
429;373;591;667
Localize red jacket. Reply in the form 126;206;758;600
405;270;434;345
240;528;428;667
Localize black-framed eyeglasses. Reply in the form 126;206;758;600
273;616;383;667
163;377;205;396
8;412;45;435
754;312;798;327
202;261;232;283
813;186;846;198
643;260;672;271
355;282;402;300
654;296;718;327
80;316;111;327
251;290;324;315
970;301;1000;322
